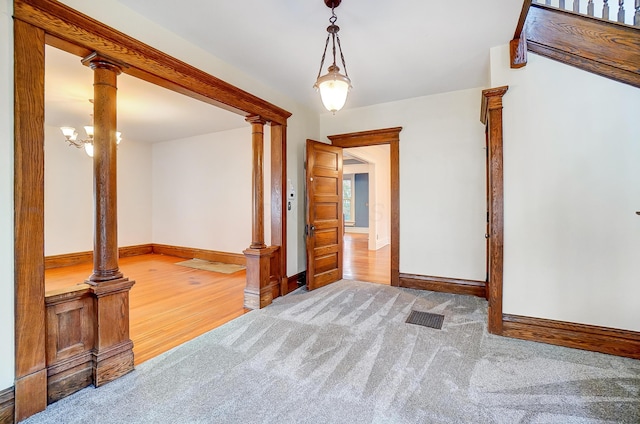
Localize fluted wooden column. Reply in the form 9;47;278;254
82;52;135;386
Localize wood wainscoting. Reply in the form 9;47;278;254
399;273;487;298
0;387;14;424
44;285;95;404
503;314;640;360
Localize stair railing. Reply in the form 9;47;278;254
535;0;640;26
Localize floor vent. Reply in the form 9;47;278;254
406;310;444;330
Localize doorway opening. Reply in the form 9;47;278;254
342;147;391;285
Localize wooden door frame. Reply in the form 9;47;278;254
481;86;508;335
13;0;290;418
327;127;402;286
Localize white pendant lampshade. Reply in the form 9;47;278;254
315;65;352;113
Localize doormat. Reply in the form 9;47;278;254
175;258;246;274
405;310;445;330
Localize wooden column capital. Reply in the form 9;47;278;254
481;86;509;125
245;115;268;126
81;52;124;74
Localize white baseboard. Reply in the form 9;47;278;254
345;227;369;234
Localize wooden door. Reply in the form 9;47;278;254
305;139;343;290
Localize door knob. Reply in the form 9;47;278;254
485;233;490;239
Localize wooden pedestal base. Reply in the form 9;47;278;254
88;277;135;386
243;246;279;309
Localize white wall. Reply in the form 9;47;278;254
44;126;153;255
152;127;270;253
57;0;320;276
0;0;14;391
320;88;487;281
491;45;640;332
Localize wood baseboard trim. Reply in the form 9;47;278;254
152;244;246;266
45;244;153;269
0;386;15;424
46;352;93;404
503;314;640;360
398;273;486;298
287;271;306;292
45;244;246;269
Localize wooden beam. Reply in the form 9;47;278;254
13;0;292;125
13;18;48;422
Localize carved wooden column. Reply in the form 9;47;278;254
481;86;508;336
244;116;274;309
82;52;135;386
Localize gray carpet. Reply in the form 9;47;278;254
23;280;640;423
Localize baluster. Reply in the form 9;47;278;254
545;0;551;5
573;0;580;13
618;0;625;23
587;0;595;15
603;0;610;19
559;0;566;9
634;0;639;26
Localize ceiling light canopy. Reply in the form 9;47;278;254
314;0;352;113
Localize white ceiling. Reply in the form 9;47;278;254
45;0;524;143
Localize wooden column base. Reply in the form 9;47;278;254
88;277;135;387
92;340;134;387
243;246;278;310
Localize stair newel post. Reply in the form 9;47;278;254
573;0;580;13
618;0;626;22
587;0;595;16
81;52;135;387
603;0;610;20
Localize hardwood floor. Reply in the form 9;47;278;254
343;233;390;285
43;235;387;365
45;254;248;365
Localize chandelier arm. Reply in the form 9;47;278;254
335;34;349;78
316;32;331;80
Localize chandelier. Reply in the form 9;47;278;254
60;100;122;157
314;0;352;113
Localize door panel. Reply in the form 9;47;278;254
306;139;343;290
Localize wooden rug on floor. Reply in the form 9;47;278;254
175;258;245;274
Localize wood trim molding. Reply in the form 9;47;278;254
327;127;402;148
13;17;48;421
287;271;306;293
399;273;486;298
13;0;292;125
525;4;640;89
151;244;246;266
45;244;153;269
503;314;640;360
0;387;15;424
481;87;508;335
328;127;402;286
